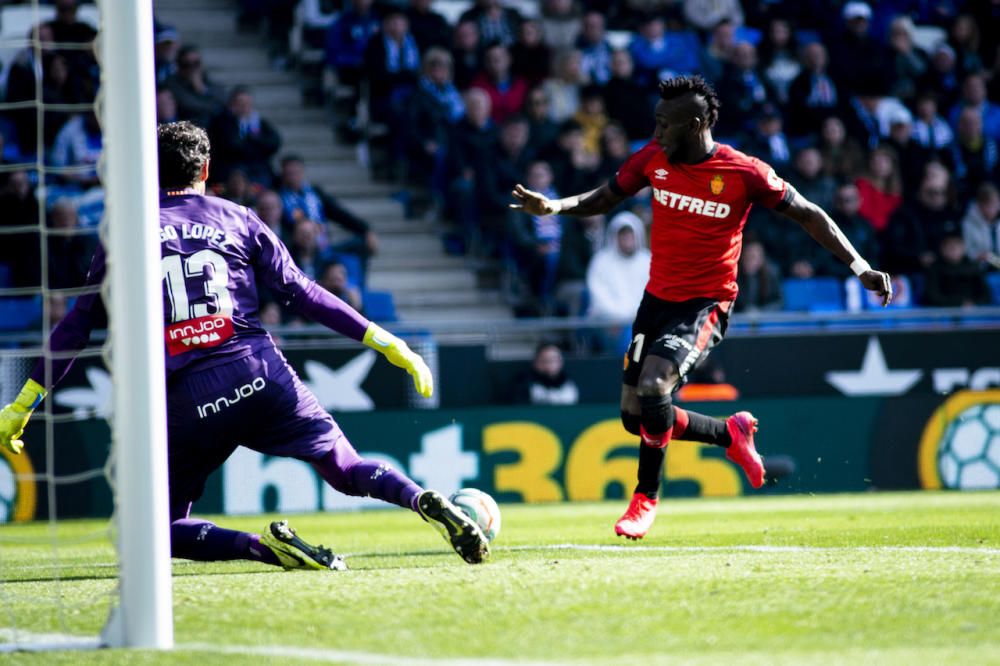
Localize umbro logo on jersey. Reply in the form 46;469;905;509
653;168;669;179
652;187;732;218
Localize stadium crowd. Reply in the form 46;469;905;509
3;0;1000;331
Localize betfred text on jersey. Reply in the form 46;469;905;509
197;377;267;419
652;187;731;218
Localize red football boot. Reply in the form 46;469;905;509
614;492;658;540
725;411;765;489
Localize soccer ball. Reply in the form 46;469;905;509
937;403;1000;490
449;488;501;542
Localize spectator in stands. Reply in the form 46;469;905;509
829;2;888;97
919;43;962;111
948;14;984;78
510;20;552;87
45;198;96;289
881;166;957;275
962;183;1000;270
364;11;421;124
277;155;378;271
540;0;581;50
40;53;80;148
216;169;257;208
156;88;179;124
48;0;97;82
406;48;465;198
886;107;933;195
787;147;835;213
508;161;563;309
700;18;736;84
407;0;452;52
741;104;791;168
820;182;880;279
318;261;364;313
165;45;226;128
574;85;608;159
715;42;771;138
50;111;102;189
254;189;285;240
324;0;380;93
472;42;530;124
886;16;927;104
5;24;54;156
289;216;331;281
154;24;180;85
586;210;650;321
596;123;631;182
555;213;604;317
603;50;652;145
735;236;782;312
541;49;585;123
629;15;701;89
484;116;534;223
924;235;991;307
757;17;800;105
524;88;560;154
786;41;838;138
0;171;41;288
543;119;600;195
818;116;865;181
683;0;743;33
855;145;903;233
208;86;282;185
912;93;954;152
950;107;1000;200
576;11;612;85
459;0;521;48
949;73;1000;141
448;88;498;253
510;343;579;406
451;20;482;90
842;77;889;151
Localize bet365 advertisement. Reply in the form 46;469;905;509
5;390;999;521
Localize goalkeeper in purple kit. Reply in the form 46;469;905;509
0;122;489;568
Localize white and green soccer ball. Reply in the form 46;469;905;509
449;488;501;542
937;404;1000;490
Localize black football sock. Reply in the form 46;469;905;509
675;408;731;447
635;441;665;499
638;392;674;438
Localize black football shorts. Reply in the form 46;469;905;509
622;292;731;387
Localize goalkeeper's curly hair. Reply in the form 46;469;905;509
658;76;720;129
157;121;211;189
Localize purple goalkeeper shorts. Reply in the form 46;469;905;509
165;345;352;520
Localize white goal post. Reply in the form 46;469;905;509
99;0;173;649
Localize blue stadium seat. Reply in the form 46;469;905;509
363;290;397;322
782;278;844;312
987;272;1000;305
0;297;43;331
0;263;10;288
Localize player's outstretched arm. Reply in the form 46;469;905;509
0;380;47;455
779;187;893;306
362;324;434;398
509;182;625;217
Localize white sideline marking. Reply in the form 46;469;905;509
183;642;563;665
0;628;100;652
499;544;1000;556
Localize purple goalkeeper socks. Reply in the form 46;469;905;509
311;449;423;511
171;518;281;566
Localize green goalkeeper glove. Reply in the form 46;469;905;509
0;379;47;455
363;323;434;398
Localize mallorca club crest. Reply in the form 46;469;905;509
709;174;725;195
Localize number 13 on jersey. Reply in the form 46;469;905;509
161;249;234;324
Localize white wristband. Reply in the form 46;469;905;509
850;258;871;277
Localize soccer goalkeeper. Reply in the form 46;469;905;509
0;121;489;569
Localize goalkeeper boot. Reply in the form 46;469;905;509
725;411;765;489
417;490;490;564
260;520;347;571
615;492;658;540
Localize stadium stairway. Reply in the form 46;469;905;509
154;0;512;324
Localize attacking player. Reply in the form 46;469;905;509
511;76;892;539
0;121;489;568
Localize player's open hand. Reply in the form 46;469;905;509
510;184;560;216
859;269;893;307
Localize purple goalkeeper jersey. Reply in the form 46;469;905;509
32;191;371;386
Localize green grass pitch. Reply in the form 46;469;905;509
2;491;999;665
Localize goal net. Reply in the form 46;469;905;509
0;0;171;652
